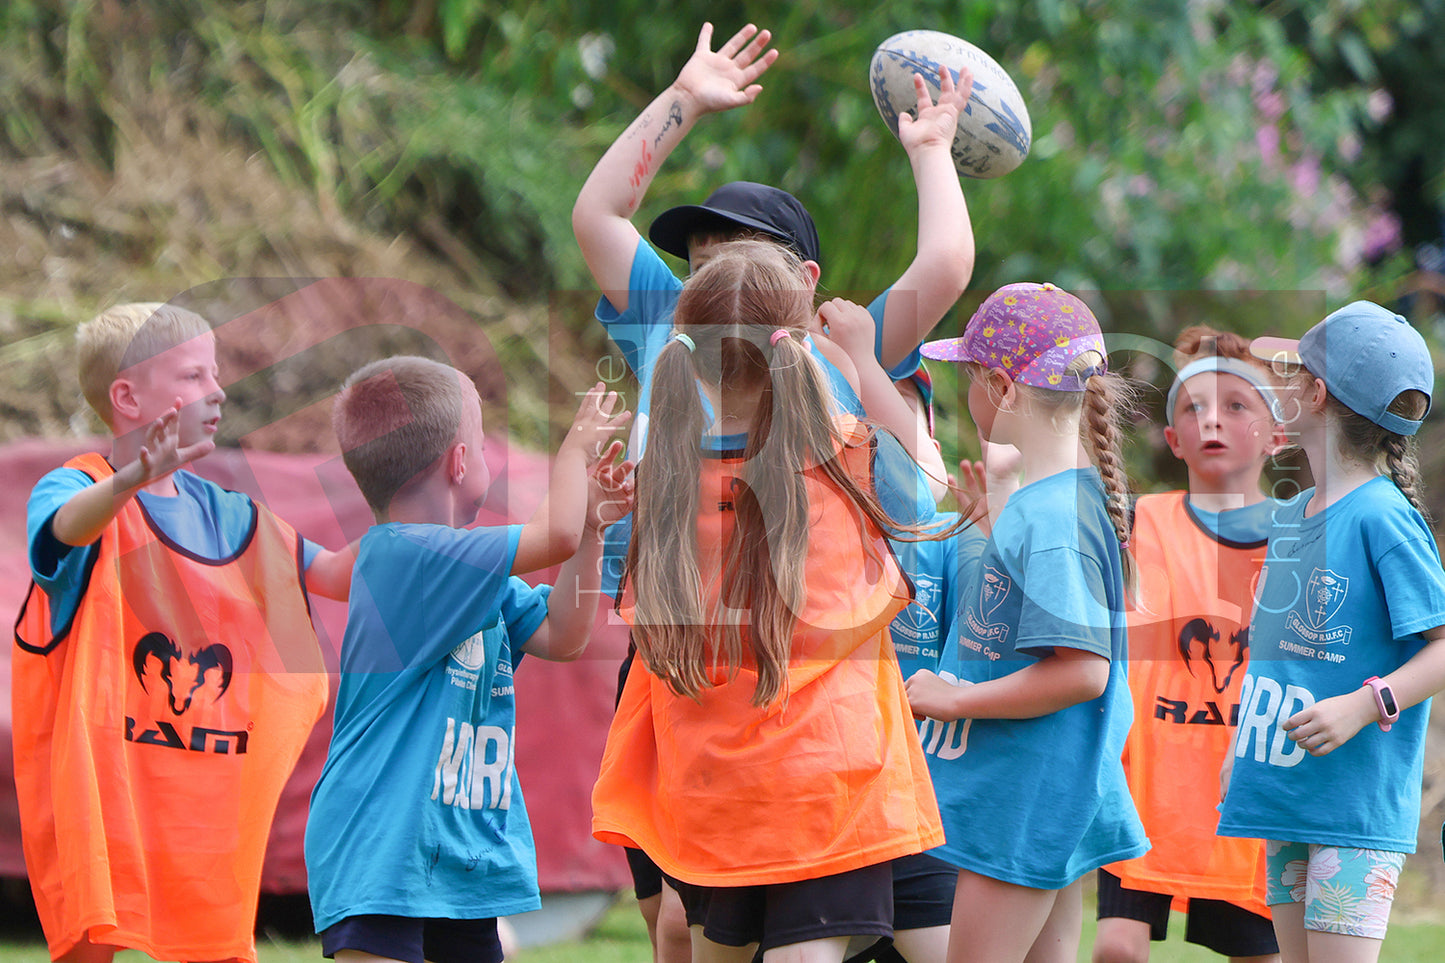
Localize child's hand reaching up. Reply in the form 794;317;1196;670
673;22;779;117
898;64;974;159
587;444;635;534
560;382;632;467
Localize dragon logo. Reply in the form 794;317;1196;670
132;632;234;715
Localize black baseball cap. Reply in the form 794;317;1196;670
648;181;822;266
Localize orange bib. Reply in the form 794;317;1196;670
12;453;328;961
592;427;943;885
1106;493;1269;915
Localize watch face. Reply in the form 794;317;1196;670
1381;687;1399;716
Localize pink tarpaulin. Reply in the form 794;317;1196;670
1;438;630;894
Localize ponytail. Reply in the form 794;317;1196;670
627;337;709;699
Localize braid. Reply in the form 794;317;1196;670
1382;432;1430;522
1079;367;1137;591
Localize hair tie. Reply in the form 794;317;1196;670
770;329;791;347
671;332;695;352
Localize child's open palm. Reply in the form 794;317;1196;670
564;382;632;467
674;22;779;115
121;400;215;490
898;64;974;156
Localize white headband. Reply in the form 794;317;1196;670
1165;357;1284;427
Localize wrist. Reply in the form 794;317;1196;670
1362;676;1400;731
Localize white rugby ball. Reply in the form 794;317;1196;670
870;29;1032;179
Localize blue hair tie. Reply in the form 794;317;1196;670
671;332;695;353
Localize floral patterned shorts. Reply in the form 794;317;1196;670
1265;840;1406;939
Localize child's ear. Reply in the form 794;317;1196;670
802;260;822;288
1307;376;1329;413
110;378;140;422
992;369;1017;409
447;441;467;485
1162;424;1184;458
1265;422;1290;455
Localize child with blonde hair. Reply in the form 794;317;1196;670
591;240;944;962
1219;301;1445;963
14;302;351;963
906;283;1149;963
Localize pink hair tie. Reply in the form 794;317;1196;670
770;329;791;346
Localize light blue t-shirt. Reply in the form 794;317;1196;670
889;513;986;680
1217;478;1445;852
305;523;551;929
921;469;1148;888
595;239;922;598
27;465;318;635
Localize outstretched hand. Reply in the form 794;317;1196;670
118;400;215;491
897;64;974;156
564;382;632;466
674;22;780;115
587;445;635;533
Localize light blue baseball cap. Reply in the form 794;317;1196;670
1251;300;1434;436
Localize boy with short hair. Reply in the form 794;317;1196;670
305;357;631;963
14;301;352;963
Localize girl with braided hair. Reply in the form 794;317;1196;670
591;239;947;962
905;282;1148;963
1219;301;1445;962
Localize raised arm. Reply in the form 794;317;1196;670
817;298;925;459
51;401;213;547
521;453;634;661
513;385;630;575
880;67;977;370
571;22;779;310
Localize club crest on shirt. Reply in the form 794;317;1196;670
980;566;1009;621
897;574;942;633
961;565;1011;653
1283;567;1353;647
446;630;486;691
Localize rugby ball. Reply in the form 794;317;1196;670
870;29;1032;179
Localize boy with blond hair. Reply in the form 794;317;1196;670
305;357;632;963
14;301;354;963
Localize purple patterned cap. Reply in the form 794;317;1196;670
921;282;1106;391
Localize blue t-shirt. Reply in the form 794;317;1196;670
889;513;985;680
1217;478;1445;852
27;465;318;634
305;523;551;928
595;239;923;598
921;469;1148;887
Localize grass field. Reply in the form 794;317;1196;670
3;891;1444;963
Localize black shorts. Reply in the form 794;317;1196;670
666;862;894;953
616;644;666;902
1095;869;1279;957
889;852;957;930
320;915;502;963
626;845;665;901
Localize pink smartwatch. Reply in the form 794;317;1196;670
1363;676;1399;731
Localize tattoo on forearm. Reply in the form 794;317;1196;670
628;138;654;202
654;100;684;147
